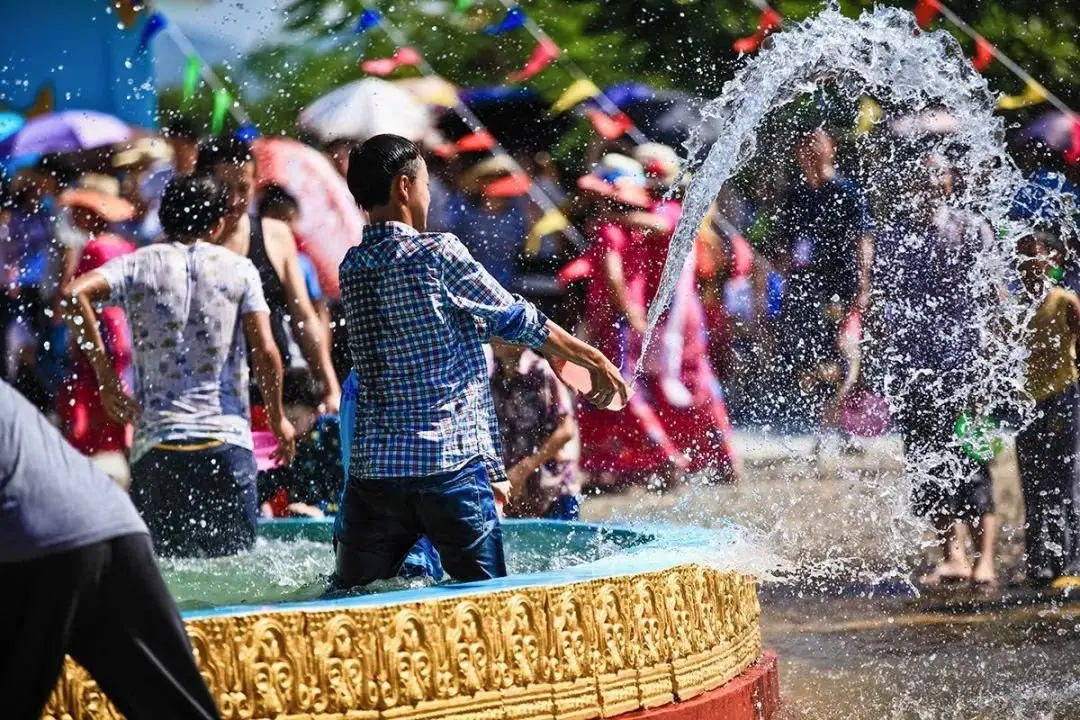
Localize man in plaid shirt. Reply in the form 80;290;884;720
334;135;627;589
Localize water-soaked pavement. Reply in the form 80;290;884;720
581;432;1080;719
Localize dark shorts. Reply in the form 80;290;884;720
333;459;505;589
130;441;258;558
0;534;219;720
897;392;994;523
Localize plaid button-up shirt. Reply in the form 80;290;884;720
339;221;550;482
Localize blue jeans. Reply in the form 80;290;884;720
130;442;258;558
333;460;505;589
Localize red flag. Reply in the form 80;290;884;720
509;38;560;82
971;35;994;72
433;130;497;158
733;8;783;54
914;0;941;29
1065;116;1080;165
586;109;634;140
361;47;422;76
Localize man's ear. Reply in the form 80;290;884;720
396;173;410;205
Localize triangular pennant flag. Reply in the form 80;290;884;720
509;38;560;82
362;47;422;76
855;97;882;134
454;0;474;11
914;0;941;29
733;7;782;54
182;55;202;104
354;8;382;33
235;123;260;142
526;208;569;255
971;35;994;72
136;11;167;54
586;108;634;140
485;6;526;35
434;130;497;158
551;78;600;114
998;79;1048;110
1064;116;1080;165
211;88;231;135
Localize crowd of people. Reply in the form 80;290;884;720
0;104;1079;596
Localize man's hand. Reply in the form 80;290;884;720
587;357;630;410
271;415;297;465
99;375;140;425
322;388;341;416
506;461;534;496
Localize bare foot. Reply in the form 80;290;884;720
971;560;998;590
918;560;972;587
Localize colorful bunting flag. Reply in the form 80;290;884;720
914;0;941;29
586;109;634;140
998;79;1048;110
1065;116;1080;165
434;130;497;158
855;97;882;134
551;78;600;114
485;7;526;36
182;55;202;104
362;47;422;76
211;88;232;135
526;208;569;255
972;35;994;72
509;38;560;82
136;11;167;54
354;8;382;34
454;0;475;11
235;124;260;142
733;7;782;54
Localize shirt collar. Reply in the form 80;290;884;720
364;220;420;238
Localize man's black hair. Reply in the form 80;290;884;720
164;116;201;142
282;366;324;408
36;153;79;189
347;134;423;210
160;173;228;237
195;135;253;174
257;183;300;219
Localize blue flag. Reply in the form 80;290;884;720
484;6;526;35
136;11;167;54
354;8;382;33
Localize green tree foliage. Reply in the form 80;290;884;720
160;0;1079;136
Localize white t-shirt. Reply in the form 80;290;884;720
96;240;269;462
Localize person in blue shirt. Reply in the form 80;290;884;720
333;134;627;590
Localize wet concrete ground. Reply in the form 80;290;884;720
579;432;1080;719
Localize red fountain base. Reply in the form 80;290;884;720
613;651;781;720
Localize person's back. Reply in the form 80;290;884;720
97;240;264;461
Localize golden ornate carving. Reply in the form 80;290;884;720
46;565;763;720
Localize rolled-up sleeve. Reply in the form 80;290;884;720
438;234;550;348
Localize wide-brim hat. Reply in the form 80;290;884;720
58;173;135;223
576;153;652;209
632;142;681;186
463;155;532;198
112;137;174;169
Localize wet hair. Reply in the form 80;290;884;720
347;134;423;210
195;135;253;174
36;153;79;189
164;116;201;142
159;173;228;237
282;366;324;408
257;184;300;219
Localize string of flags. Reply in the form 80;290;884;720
733;7;783;54
361;47;422;76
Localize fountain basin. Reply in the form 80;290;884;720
45;519;774;719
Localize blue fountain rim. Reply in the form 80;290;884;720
181;518;730;621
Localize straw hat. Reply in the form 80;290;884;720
112;137;174;169
462;155;532;198
576;153;652;209
58;173;135;223
632;143;681;186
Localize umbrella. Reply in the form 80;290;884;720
392;76;459;108
297;78;430;143
252;137;364;301
1020;111;1078;151
0;110;131;157
0;112;24;143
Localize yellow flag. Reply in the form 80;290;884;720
525;209;569;255
998;79;1048;110
551;78;600;114
855;97;882;134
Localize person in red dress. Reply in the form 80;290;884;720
56;175;137;480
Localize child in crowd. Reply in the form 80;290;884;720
489;340;581;520
258;367;342;518
1016;232;1080;588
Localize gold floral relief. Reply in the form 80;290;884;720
47;566;763;720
